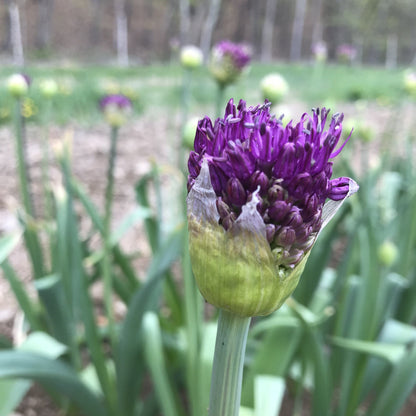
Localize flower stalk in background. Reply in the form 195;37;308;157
100;94;132;348
179;45;203;170
209;41;251;116
187;99;358;416
7;73;34;217
39;78;59;219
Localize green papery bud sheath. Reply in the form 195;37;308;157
187;160;308;317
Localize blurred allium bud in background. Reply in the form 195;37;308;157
100;94;132;127
209;40;251;87
7;73;31;98
39;79;59;99
187;99;358;317
378;241;398;267
260;73;289;105
180;45;204;70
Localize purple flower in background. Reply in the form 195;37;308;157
100;94;132;111
209;40;251;86
312;41;328;62
336;44;357;64
187;99;358;316
100;94;132;127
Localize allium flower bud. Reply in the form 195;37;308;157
100;94;132;127
209;40;251;87
180;45;204;70
260;73;289;104
39;79;59;98
187;99;358;316
7;73;31;98
403;70;416;97
378;241;398;267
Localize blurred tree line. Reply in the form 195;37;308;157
1;0;416;66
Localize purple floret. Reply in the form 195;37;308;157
187;99;354;267
215;40;251;69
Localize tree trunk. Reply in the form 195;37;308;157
1;6;12;51
261;0;278;62
89;0;102;46
290;0;307;61
8;0;24;67
179;0;191;45
385;33;398;69
311;0;324;48
114;0;129;66
199;0;222;60
35;0;53;50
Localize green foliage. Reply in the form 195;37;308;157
0;62;409;126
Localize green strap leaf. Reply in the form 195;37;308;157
0;351;108;416
330;336;405;363
367;345;416;416
116;226;184;416
254;375;285;416
143;311;181;416
0;232;21;264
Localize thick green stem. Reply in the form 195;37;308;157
102;126;118;347
208;309;251;416
41;100;53;220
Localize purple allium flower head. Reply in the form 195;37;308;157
188;99;358;270
210;41;251;86
215;40;251;70
100;94;132;110
100;94;132;127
